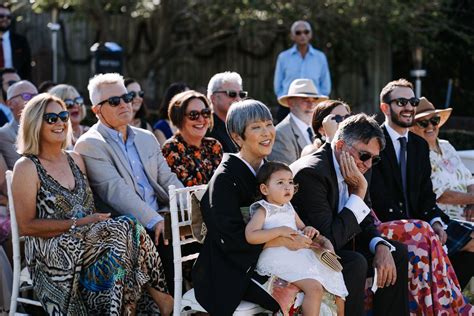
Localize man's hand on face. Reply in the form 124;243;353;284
340;150;368;199
373;243;397;288
153;220;169;246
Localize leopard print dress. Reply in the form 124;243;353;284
25;154;168;315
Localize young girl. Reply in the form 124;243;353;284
245;162;348;316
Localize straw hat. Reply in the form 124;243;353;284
414;97;452;128
278;78;328;107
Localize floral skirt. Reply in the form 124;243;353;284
379;220;472;315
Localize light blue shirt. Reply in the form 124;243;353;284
274;44;331;98
0;103;13;122
100;123;162;230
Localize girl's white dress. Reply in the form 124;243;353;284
251;199;348;298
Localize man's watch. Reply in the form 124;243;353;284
376;240;396;252
69;217;77;233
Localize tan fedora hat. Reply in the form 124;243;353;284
414;97;452;128
278;78;328;107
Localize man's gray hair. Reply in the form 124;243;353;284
226;99;273;147
333;113;386;150
290;20;312;35
88;73;125;106
207;71;243;99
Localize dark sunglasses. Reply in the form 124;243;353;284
0;14;12;20
129;90;145;98
332;114;351;123
186;108;212;121
7;80;17;87
43;111;70;124
415;116;441;128
214;90;248;99
389;97;420;107
350;146;382;165
295;29;310;36
64;97;84;109
10;92;37;102
97;92;134;107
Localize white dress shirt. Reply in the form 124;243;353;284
290;113;313;145
1;31;13;68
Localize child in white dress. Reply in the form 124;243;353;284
245;162;348;316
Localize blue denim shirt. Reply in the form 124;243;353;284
100;123;161;230
274;44;331;98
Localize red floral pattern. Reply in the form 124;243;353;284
162;134;223;187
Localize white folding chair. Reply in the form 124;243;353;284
6;170;42;315
169;184;269;316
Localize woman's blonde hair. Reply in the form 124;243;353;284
17;93;72;155
49;84;87;121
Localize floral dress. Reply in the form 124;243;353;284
25;154;168;315
161;133;223;186
430;139;474;221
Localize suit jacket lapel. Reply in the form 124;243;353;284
406;132;417;202
321;143;340;215
133;130;155;182
289;116;309;152
382;125;403;191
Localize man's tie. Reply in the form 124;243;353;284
398;137;410;217
307;127;314;143
0;38;4;68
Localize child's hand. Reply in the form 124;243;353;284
277;226;299;239
303;226;319;239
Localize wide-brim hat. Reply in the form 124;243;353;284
278;78;328;107
414;97;452;128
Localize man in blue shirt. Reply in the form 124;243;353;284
274;20;331;122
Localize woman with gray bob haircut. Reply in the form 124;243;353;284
193;99;312;314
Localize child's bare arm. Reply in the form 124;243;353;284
245;207;298;244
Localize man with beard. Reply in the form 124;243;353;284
370;78;473;289
0;5;31;80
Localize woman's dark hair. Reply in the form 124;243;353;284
312;100;351;139
159;82;189;119
124;77;148;120
256;161;292;187
168;90;212;129
37;80;57;93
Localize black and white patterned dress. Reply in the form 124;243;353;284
25;153;168;315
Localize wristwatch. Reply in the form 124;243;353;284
69;217;77;233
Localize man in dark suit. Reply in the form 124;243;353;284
291;113;409;316
0;5;31;80
370;78;474;289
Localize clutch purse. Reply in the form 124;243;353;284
310;236;343;272
190;190;207;243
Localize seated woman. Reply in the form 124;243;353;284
49;84;89;146
154;82;190;145
124;78;153;132
12;93;173;315
161;90;223;186
192;99;313;315
301;100;351;157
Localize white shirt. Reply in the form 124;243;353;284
290;113;313;145
232;153;264;176
384;123;444;227
332;146;394;254
1;31;13;68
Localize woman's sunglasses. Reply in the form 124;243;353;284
64;97;84;109
415;116;441;128
97;92;134;107
332;114;351;123
43;111;70;124
186;108;212;121
129;91;145;98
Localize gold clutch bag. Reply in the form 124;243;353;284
310;236;343;272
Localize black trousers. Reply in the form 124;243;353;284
450;250;474;290
242;277;280;312
338;240;409;316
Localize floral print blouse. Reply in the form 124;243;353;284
162;133;223;187
430;139;474;221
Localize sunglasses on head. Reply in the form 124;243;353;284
389;97;420;107
129;90;145;98
97;92;134;107
186;108;212;121
349;145;382;165
214;90;248;99
416;116;441;128
43;111;70;124
0;14;12;20
295;29;310;36
10;92;37;102
64;97;84;109
332;114;351;123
